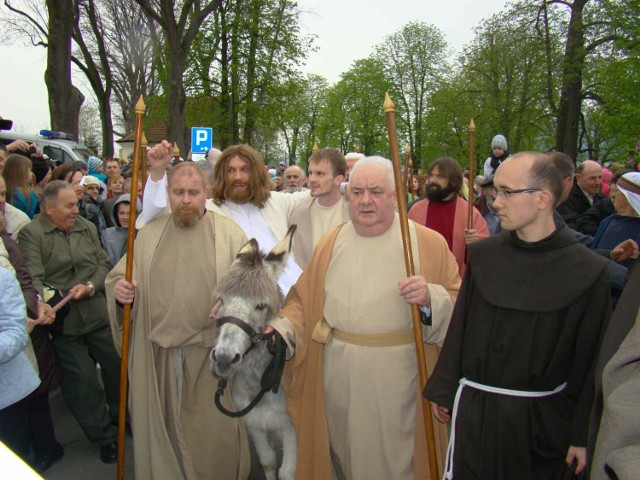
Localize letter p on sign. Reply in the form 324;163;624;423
191;127;213;153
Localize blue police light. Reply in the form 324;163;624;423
39;130;76;141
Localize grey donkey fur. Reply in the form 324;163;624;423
210;226;297;480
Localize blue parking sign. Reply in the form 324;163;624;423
191;127;213;153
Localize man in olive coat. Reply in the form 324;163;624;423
18;180;121;463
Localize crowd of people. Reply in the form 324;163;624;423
0;133;638;480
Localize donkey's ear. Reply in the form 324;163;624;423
236;238;260;260
265;225;297;277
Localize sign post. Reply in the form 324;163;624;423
191;127;213;161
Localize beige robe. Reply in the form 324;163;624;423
289;196;350;268
106;212;251;480
271;215;461;480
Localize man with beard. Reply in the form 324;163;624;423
139;141;310;294
409;157;489;276
288;148;349;267
106;162;251;480
283;164;307;193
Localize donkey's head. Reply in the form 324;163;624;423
210;225;296;378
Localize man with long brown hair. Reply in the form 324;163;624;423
408;156;489;276
139;141;310;295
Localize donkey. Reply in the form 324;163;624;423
210;226;297;480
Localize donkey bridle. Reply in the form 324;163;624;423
216;315;267;358
213;315;286;418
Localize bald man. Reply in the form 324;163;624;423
426;152;611;480
557;159;605;229
283;165;307;193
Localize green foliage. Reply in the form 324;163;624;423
374;22;450;165
183;0;315;147
318;57;391;156
424;4;563;169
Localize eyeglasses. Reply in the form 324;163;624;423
490;187;541;199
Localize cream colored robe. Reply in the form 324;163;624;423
271;215;461;480
288;196;350;268
106;212;251;480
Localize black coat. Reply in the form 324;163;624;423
574;197;615;236
557;181;605;229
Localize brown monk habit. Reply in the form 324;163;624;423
425;226;611;480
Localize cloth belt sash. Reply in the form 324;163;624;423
312;317;414;346
311;219;422;348
444;377;567;480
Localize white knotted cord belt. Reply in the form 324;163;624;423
443;377;567;480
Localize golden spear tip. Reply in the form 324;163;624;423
469;118;476;131
312;142;319;152
173;142;180;156
355;145;361;153
135;95;146;114
141;133;148;147
405;145;411;155
383;92;395;113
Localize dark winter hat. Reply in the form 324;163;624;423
491;135;508;151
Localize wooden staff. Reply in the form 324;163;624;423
173;142;181;164
383;92;440;480
467;119;476;229
409;159;415;202
140;133;148;195
402;145;410;196
117;95;145;480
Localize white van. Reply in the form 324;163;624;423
0;130;93;165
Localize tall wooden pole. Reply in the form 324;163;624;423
384;92;440;480
117;95;145;480
403;145;410;197
467;119;476;229
140;133;148;196
173;142;181;164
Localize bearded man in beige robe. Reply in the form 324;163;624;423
269;156;461;480
105;163;251;480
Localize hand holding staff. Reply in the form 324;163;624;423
384;92;440;480
117;95;145;480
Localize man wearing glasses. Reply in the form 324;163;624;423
424;152;611;480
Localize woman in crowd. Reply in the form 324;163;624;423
3;154;39;219
591;171;640;268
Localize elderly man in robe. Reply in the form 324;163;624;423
106;162;251;480
270;156;461;479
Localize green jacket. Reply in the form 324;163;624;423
18;214;111;335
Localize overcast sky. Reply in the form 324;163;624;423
0;0;508;134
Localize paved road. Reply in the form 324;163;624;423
39;383;273;480
42;389;134;480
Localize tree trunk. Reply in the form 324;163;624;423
555;0;588;160
166;50;188;156
45;0;84;138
